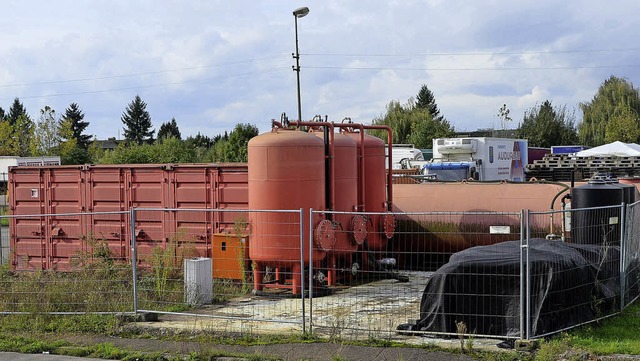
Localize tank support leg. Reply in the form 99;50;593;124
292;263;301;295
253;261;263;292
327;255;336;286
275;267;282;284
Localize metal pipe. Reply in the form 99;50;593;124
361;124;394;211
289;121;336;213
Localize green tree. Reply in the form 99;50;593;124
7;98;29;127
516;101;578;147
578;76;640;146
415;84;443;121
60;103;92;149
14;114;35;156
226;123;259;162
122;95;155;145
57;117;91;165
5;98;34;156
0;120;16;155
371;98;454;148
0;107;5;120
185;133;213;149
157;118;181;141
604;108;640;143
97;138;196;164
31;106;59;156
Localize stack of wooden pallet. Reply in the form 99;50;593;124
526;154;640;181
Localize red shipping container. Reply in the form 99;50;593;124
9;163;248;271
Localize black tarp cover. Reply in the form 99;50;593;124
403;238;620;337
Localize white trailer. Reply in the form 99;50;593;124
423;137;528;181
0;156;61;182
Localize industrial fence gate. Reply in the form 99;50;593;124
0;204;638;341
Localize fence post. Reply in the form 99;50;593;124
299;208;306;335
620;203;626;311
130;207;138;315
519;209;526;340
525;209;532;340
308;207;314;336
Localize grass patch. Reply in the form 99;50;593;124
0;332;279;361
0;314;121;335
552;301;640;355
0;205;7;227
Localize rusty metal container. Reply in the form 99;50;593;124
9;163;248;271
345;131;389;251
248;129;326;265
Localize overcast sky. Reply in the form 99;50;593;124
1;1;639;140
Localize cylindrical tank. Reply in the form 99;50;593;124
392;182;570;269
248;129;326;265
610;178;636;205
571;178;624;245
619;177;640;202
345;131;389;251
310;130;359;255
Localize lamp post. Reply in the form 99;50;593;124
293;6;309;122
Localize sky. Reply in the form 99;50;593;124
1;1;640;141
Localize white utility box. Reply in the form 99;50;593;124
184;257;213;305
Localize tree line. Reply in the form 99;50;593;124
371;75;640;149
1;74;638;165
0;94;258;165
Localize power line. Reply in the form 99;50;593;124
303;47;640;57
0;56;289;88
4;67;290;100
305;64;640;71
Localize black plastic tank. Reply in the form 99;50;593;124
571;178;624;245
609;176;636;205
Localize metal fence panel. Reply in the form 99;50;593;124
527;205;623;339
624;201;640;307
309;210;522;340
133;208;307;334
0;211;133;314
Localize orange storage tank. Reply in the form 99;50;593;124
248;129;326;293
345;130;389;251
309;129;359;255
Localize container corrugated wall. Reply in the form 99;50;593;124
9;163;248;271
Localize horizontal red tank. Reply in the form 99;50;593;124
9;163;248;271
392;181;570;269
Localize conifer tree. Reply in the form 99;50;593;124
121;95;154;145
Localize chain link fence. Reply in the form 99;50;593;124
624;201;640;307
308;210;524;340
526;205;624;339
0;211;133;314
0;205;639;341
131;208;307;334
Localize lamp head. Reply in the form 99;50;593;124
293;7;310;18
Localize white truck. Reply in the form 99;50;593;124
419;137;528;182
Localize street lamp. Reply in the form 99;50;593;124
293;6;309;122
